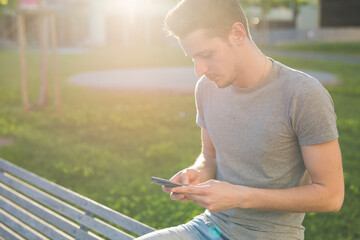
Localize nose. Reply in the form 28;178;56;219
194;60;208;78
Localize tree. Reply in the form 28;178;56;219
241;0;315;26
0;0;18;16
240;0;314;45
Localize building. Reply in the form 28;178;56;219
0;0;177;48
249;0;360;45
1;0;359;48
320;0;360;27
88;0;177;47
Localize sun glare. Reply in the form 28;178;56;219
124;0;140;8
0;0;8;5
123;0;144;13
121;0;146;22
110;0;145;13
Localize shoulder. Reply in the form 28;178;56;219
276;61;331;100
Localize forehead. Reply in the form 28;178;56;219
179;29;227;58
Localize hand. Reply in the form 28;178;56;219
172;179;243;213
162;167;201;203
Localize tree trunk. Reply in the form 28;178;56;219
37;12;49;107
50;12;61;112
17;14;30;112
290;0;299;27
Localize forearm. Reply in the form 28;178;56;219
175;140;344;214
192;153;217;183
238;183;344;213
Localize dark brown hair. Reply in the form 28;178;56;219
164;0;251;40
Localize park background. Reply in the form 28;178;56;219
0;0;359;239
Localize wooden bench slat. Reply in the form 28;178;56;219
0;172;135;240
0;225;22;240
0;211;43;240
0;158;155;236
0;197;69;240
0;185;99;240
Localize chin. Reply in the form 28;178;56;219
214;81;231;89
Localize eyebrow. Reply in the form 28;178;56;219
191;50;212;58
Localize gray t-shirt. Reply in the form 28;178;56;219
195;59;338;240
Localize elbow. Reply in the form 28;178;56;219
327;201;342;212
315;181;345;212
315;185;344;212
326;190;344;212
330;195;344;212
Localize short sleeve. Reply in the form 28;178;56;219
195;78;207;129
290;81;339;146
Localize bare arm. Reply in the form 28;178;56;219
173;139;344;213
163;128;217;202
192;127;217;182
242;139;344;212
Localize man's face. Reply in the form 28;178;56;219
179;29;240;88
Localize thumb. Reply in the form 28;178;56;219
181;171;190;185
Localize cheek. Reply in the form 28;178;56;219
210;56;227;72
210;50;238;75
221;52;236;67
204;60;216;73
228;53;240;73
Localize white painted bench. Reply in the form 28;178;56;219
0;158;155;239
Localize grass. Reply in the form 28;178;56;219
0;43;359;239
265;42;360;57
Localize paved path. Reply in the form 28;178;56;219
68;50;359;93
0;137;13;147
68;67;199;93
68;66;339;93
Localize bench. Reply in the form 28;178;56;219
0;158;155;239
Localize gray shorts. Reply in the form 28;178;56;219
136;214;229;240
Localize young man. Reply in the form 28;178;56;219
138;0;344;239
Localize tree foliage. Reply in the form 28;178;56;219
240;0;316;26
0;0;18;16
241;0;315;14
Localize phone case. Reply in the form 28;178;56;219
151;177;184;188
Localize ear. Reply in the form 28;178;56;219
229;22;247;45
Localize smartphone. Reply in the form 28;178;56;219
151;177;184;188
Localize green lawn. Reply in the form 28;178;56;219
265;42;360;57
0;43;359;239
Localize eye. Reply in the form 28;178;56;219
199;52;213;59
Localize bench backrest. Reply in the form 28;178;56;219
0;158;155;239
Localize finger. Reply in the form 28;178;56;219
163;184;184;193
187;194;211;209
172;185;204;194
181;171;190;185
186;193;207;201
195;180;214;186
169;173;183;185
170;192;186;201
164;187;181;192
184;168;200;184
179;198;191;204
162;186;175;192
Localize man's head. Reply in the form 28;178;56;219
164;0;257;89
164;0;251;41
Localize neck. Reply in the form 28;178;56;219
232;40;272;89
